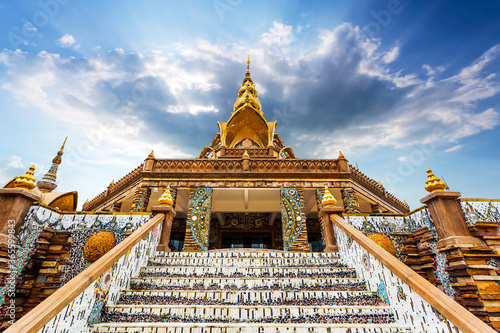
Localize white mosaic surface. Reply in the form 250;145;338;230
333;223;461;333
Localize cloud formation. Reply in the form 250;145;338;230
0;22;498;167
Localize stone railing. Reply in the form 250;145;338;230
222;148;272;158
4;211;168;333
330;212;495;333
152;158;340;174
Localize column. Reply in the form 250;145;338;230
341;188;361;214
183;188;213;251
281;188;310;252
131;187;152;212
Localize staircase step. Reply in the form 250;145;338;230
128;277;368;291
148;257;343;268
117;290;381;306
138;267;357;279
92;323;410;333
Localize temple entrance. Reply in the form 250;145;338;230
220;231;273;249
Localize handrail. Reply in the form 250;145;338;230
330;214;495;333
6;212;167;333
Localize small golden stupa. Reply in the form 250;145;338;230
425;168;447;193
158;186;174;206
321;186;337;207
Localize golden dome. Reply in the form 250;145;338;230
158;186;174;206
13;164;36;191
321;186;337;207
425;168;447;193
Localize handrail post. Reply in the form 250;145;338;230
152;205;176;252
318;206;343;252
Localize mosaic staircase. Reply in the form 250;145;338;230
92;251;411;333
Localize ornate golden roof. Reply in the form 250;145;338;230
218;57;276;149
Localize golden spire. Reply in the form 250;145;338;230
147;150;155;159
338;151;345;159
242;150;250;159
246;55;250;74
158;186;174;206
321;186;337;207
14;165;37;191
425;167;447;193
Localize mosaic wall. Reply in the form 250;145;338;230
0;205;151;307
185;188;213;251
333;222;462;332
280;188;307;251
460;200;500;226
37;220;161;333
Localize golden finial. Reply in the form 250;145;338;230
338;151;345;159
158;186;174;206
247;55;250;72
13;164;36;191
425;167;447;193
147;150;155;159
84;198;89;204
378;181;383;188
242;150;250;159
321;186;337;207
404;200;409;206
59;136;68;152
109;179;115;186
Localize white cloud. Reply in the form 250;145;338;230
444;145;463;153
382;46;399;63
57;34;79;49
260;21;295;46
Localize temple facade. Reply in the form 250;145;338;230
81;57;409;253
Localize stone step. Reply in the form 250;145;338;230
101;307;396;325
128;277;368;291
92;323;410;333
138;267;356;279
147;257;343;268
155;251;341;259
117;290;381;306
104;305;393;322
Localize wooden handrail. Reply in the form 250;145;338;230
330;214;495;333
6;212;168;333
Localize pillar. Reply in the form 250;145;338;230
151;206;176;252
281;188;310;252
183;188;213;251
421;191;482;248
0;188;40;244
341;188;361;213
131;187;152;212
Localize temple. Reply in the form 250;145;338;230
1;59;500;333
81;56;409;252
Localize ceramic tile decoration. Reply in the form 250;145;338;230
333;223;461;332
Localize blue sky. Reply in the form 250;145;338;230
0;0;499;210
